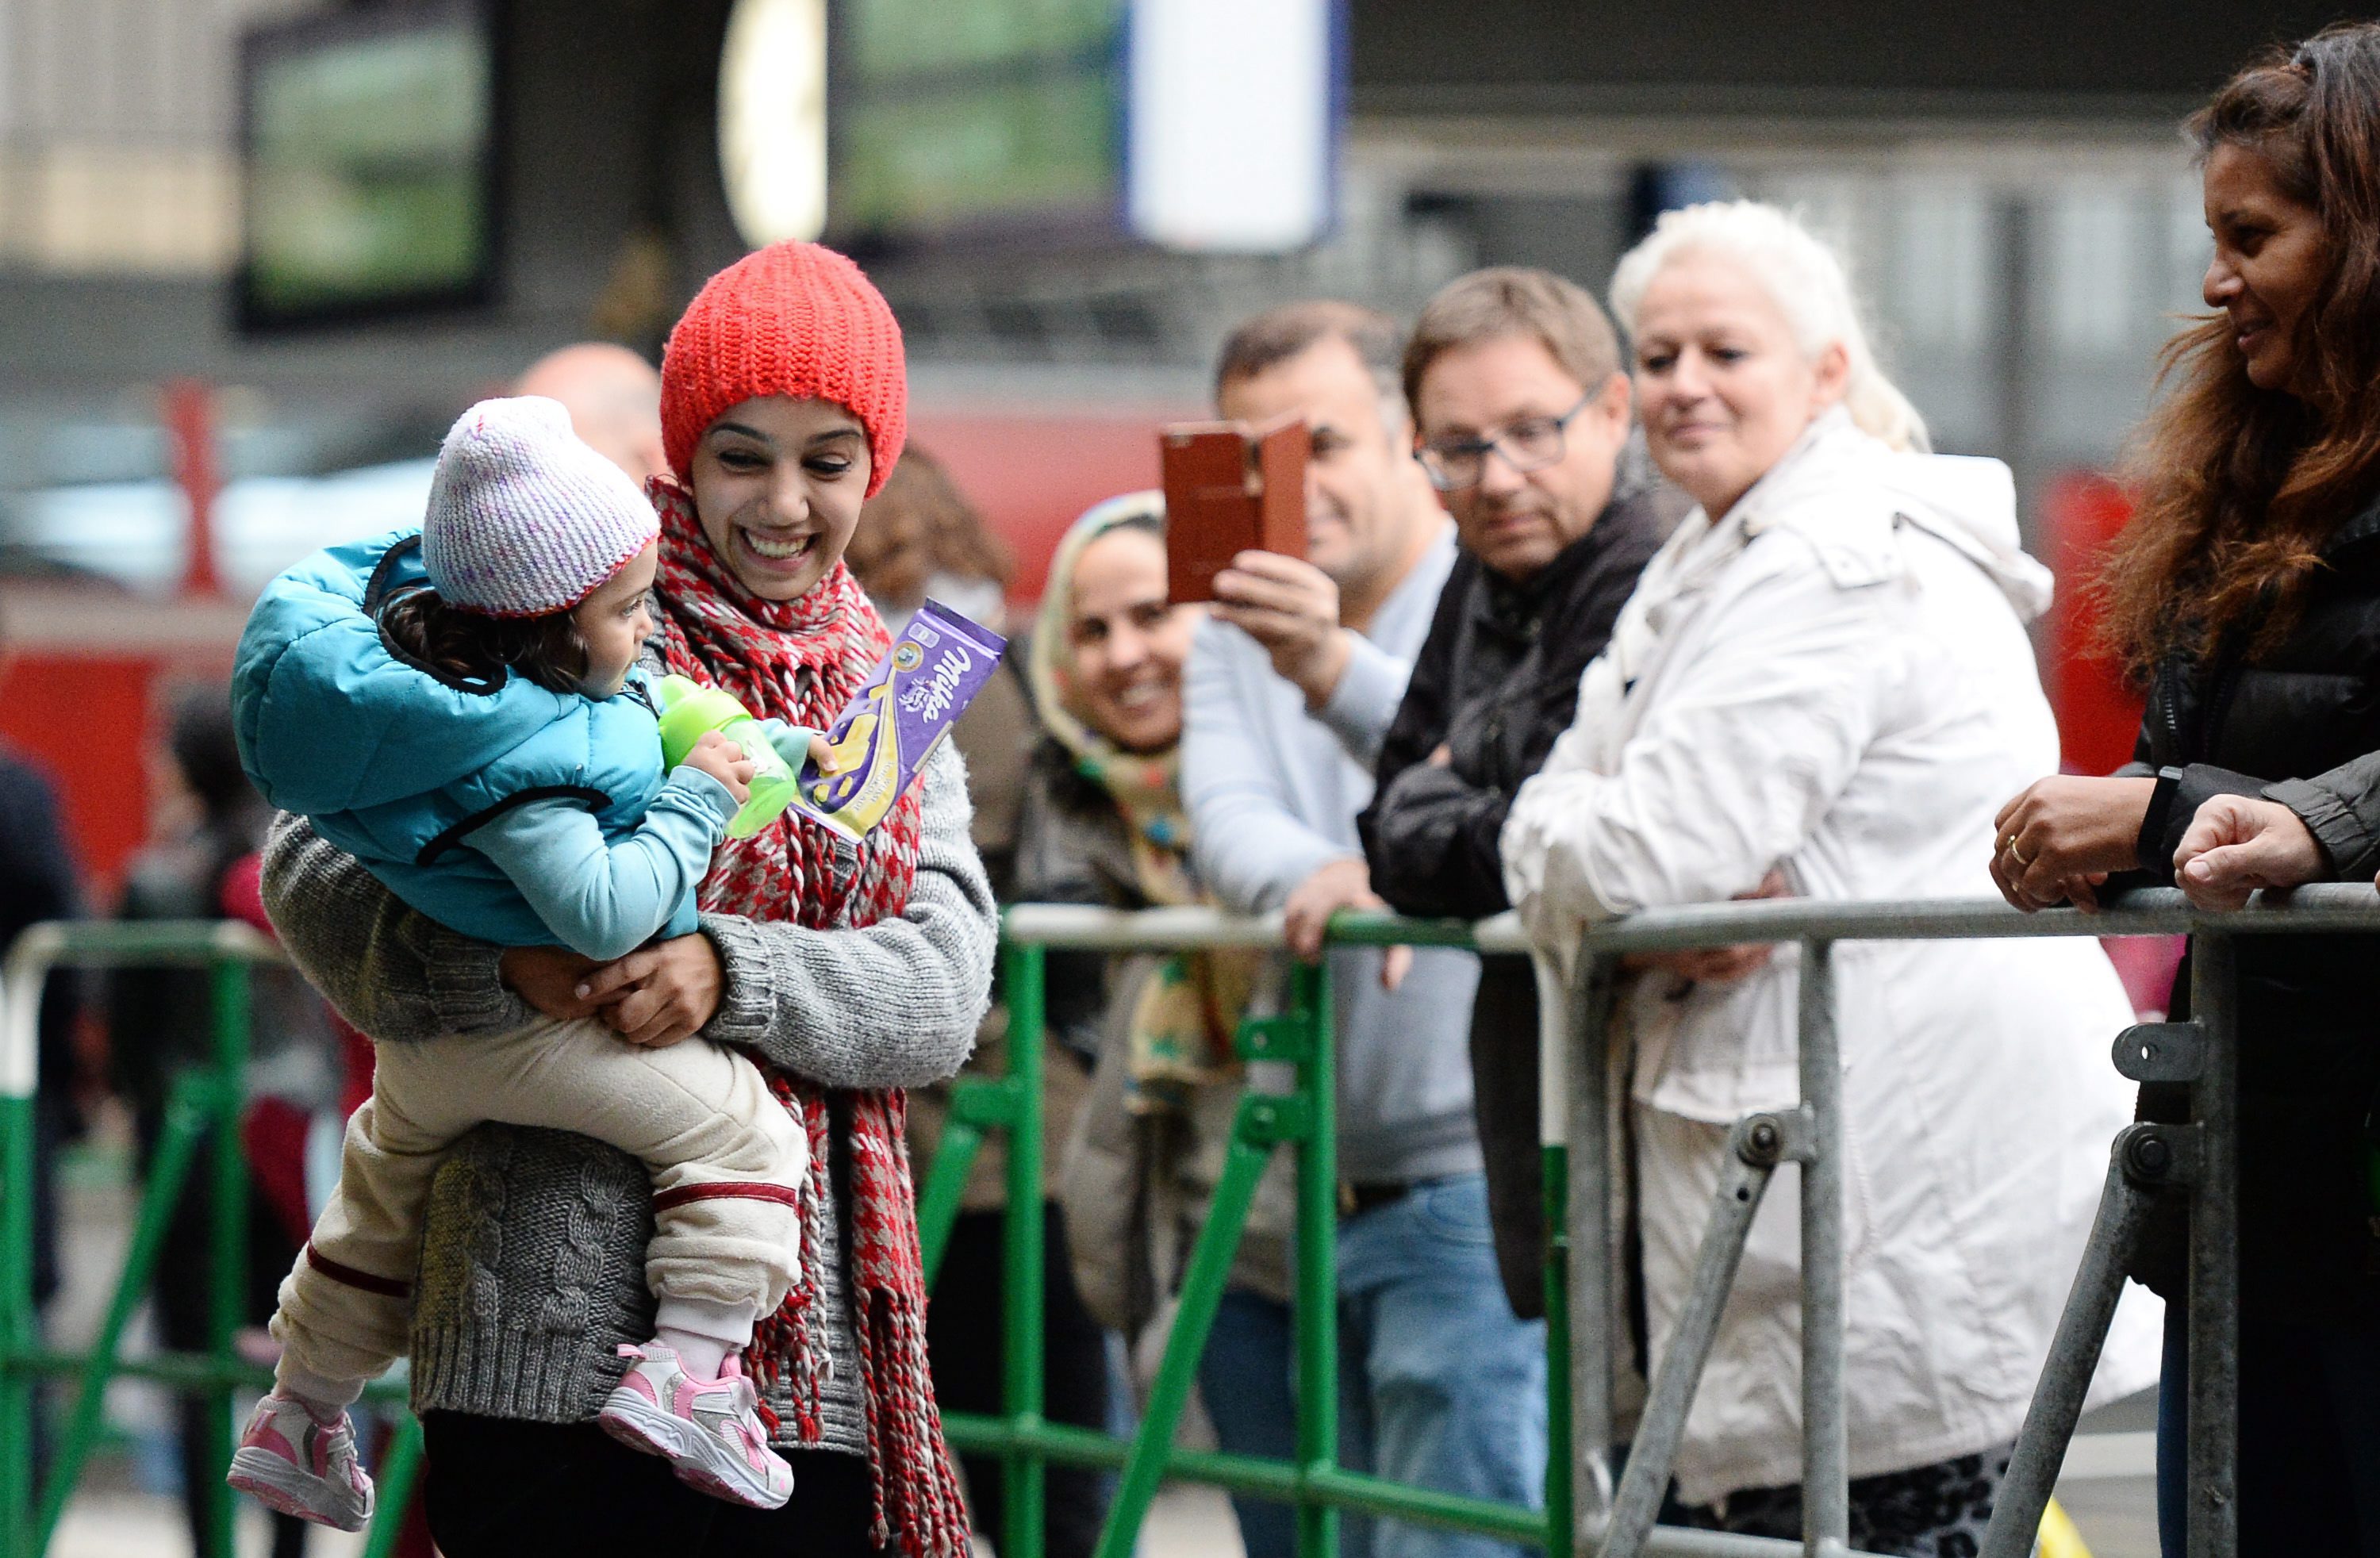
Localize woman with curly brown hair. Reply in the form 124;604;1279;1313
1990;22;2380;1555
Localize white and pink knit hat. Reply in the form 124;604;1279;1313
420;395;659;617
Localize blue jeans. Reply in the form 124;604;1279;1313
1197;1174;1547;1558
2157;1305;2380;1558
1200;1290;1301;1558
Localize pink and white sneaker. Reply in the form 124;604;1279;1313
225;1391;375;1532
597;1342;794;1509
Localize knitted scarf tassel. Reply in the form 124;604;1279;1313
844;1085;969;1556
746;1079;970;1558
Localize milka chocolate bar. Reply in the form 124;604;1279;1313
789;600;1008;840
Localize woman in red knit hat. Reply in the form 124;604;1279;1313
253;240;990;1557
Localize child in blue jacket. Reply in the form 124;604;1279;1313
226;397;828;1527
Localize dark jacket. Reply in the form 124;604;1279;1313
0;746;82;1306
2124;498;2380;1328
0;748;82;1102
904;656;1095;1210
1357;478;1672;1316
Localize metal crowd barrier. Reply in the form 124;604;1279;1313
958;889;2351;1558
0;921;416;1558
927;906;1579;1558
1553;883;2380;1558
6;885;2348;1556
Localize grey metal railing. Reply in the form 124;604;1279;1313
4;879;2341;1557
1560;883;2380;1558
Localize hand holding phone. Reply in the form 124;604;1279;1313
1211;549;1350;709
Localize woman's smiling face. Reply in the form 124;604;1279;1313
688;396;873;601
1631;249;1847;519
2202;140;2328;396
1064;526;1194;754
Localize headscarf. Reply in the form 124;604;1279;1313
1026;493;1253;1109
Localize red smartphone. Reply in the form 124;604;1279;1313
1159;413;1308;604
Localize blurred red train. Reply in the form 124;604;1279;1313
0;416;2143;915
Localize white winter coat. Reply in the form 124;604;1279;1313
1501;410;2162;1504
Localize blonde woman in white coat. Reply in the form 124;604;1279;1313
1499;201;2160;1556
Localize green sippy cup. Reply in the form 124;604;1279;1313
654;674;798;839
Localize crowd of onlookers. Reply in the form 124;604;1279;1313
984;207;2159;1557
8;16;2380;1558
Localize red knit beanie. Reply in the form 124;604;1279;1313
660;242;907;497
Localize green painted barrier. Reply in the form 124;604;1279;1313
13;903;1994;1558
935;908;1559;1558
0;922;418;1558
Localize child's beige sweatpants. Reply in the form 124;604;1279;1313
270;1015;807;1393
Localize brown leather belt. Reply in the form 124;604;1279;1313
1338;1180;1415;1219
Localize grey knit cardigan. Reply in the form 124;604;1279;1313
258;743;996;1454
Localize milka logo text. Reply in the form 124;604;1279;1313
898;647;972;723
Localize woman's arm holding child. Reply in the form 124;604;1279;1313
582;743;996;1087
259;812;530;1042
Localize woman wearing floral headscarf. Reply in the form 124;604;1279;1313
1027;495;1291;1558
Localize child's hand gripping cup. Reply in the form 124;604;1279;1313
793;601;1007;839
654;677;801;839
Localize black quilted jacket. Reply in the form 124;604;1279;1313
2125;498;2380;1326
1356;475;1673;1317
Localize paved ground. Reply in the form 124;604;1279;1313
47;1479;1234;1558
51;1473;2149;1558
44;1109;2160;1557
2055;1390;2161;1558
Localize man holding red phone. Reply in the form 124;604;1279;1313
1182;301;1542;1558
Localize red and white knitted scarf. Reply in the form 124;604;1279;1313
649;478;967;1556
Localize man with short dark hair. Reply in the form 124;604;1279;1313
1184;300;1545;1558
1203;299;1445;719
1359;267;1678;1319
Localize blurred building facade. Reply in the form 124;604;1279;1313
0;0;2349;888
0;0;2345;528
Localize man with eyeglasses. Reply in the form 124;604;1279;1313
1183;300;1537;1558
1357;267;1679;1327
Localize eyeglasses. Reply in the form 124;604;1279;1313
1415;394;1594;492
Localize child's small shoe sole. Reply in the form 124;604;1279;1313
597;1387;793;1510
227;1446;374;1533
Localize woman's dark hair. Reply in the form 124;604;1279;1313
2100;21;2380;675
167;682;254;824
846;445;1012;612
376;585;592;696
1100;512;1165;544
157;682;268;884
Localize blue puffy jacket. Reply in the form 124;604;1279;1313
232;528;697;949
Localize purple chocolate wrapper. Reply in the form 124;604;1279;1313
788;599;1008;839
